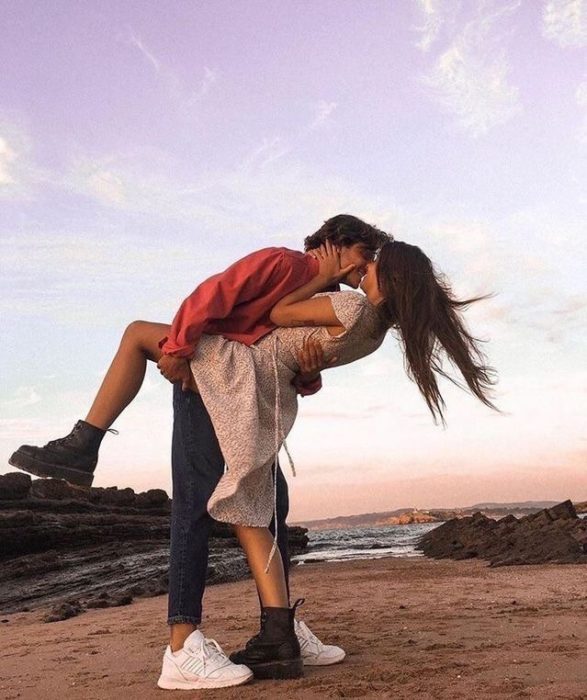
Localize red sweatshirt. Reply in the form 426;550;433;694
160;247;322;395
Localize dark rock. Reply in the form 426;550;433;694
0;477;308;615
86;591;133;608
89;486;136;507
0;472;31;500
285;526;309;555
110;592;133;607
498;514;518;524
31;478;86;501
86;598;109;609
548;500;577;520
135;489;170;509
417;500;587;566
44;600;83;623
0;510;35;529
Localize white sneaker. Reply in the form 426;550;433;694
157;629;253;690
295;619;346;666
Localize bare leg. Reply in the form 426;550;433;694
85;321;171;430
234;525;289;608
170;528;288;651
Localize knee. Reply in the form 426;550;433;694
121;320;149;345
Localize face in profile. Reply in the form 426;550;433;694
338;244;376;288
359;261;385;306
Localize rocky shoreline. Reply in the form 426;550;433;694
0;473;308;621
2;472;585;624
416;499;587;566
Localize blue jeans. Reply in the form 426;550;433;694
167;385;291;625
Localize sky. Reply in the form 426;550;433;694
1;0;586;520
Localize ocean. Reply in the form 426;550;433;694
292;512;587;565
291;523;440;564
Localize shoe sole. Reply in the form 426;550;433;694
157;669;253;690
249;657;304;680
8;450;94;488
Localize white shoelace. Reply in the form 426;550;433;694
265;335;296;574
196;637;232;669
297;621;321;646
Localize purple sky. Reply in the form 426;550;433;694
1;0;586;518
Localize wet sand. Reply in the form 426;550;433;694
1;556;586;699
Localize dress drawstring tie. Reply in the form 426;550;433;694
264;335;296;574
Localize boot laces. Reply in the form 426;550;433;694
46;426;118;449
46;423;83;449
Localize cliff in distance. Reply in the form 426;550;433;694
294;500;587;530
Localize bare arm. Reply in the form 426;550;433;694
269;242;352;331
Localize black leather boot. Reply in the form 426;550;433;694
229;598;304;679
8;420;113;488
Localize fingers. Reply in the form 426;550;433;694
308;337;324;367
297;337;328;373
315;241;340;259
158;359;191;387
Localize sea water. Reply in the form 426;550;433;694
291;522;441;564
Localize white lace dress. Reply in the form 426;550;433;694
189;291;386;536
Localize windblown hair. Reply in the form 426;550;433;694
304;214;392;253
375;241;498;424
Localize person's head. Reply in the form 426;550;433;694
361;240;498;424
304;214;392;288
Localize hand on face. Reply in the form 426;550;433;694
313;240;357;286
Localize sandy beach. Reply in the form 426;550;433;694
1;556;586;700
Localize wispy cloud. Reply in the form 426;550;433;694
0;136;17;185
197;66;217;99
244;136;292;169
128;30;217;109
417;1;522;136
576;77;587;142
85;167;127;204
240;100;339;170
1;387;42;410
413;0;454;52
0;123;40;197
129;32;161;72
542;0;587;48
309;100;338;130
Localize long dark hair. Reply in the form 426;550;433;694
376;241;498;423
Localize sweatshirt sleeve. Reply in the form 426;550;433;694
160;248;288;357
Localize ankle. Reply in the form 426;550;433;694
170;624;198;652
82;418;109;433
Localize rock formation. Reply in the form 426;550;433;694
0;473;308;620
416;500;587;566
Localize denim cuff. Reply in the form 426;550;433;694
167;615;202;626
